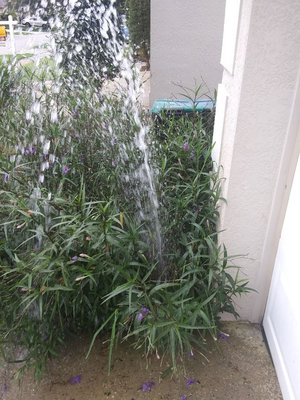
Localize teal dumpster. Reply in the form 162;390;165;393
151;98;214;115
151;98;215;135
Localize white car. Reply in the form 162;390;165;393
21;16;48;28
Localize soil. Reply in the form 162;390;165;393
0;322;282;400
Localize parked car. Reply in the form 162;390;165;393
21;16;48;28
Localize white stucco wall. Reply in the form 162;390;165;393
214;0;300;322
150;0;225;105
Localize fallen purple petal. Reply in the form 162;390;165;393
218;331;230;341
180;396;187;400
69;374;81;384
141;380;155;392
1;383;8;394
186;377;197;387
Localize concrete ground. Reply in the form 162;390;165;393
216;321;282;399
0;322;282;400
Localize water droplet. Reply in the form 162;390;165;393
32;102;41;115
51;110;58;122
43;140;51;155
26;110;32;121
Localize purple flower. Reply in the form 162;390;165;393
71;256;78;262
62;165;70;175
69;374;81;384
186;378;197;387
24;146;36;155
3;173;9;183
182;142;190;152
137;313;143;321
180;396;187;400
141;381;155;392
137;306;150;322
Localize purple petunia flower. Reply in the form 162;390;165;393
3;173;9;183
182;142;190;152
69;374;81;384
141;380;155;392
62;165;70;175
186;378;197;387
137;306;150;322
180;396;187;400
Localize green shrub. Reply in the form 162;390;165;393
87;114;250;370
126;0;150;66
0;57;21;112
0;57;250;378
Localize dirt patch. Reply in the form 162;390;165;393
0;322;282;400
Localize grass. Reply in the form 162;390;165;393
0;53;33;63
0;54;58;82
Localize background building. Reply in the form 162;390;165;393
150;0;225;105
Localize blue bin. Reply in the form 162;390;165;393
151;98;214;115
151;98;215;135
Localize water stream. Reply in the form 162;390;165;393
18;0;163;267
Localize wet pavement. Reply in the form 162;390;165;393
0;322;282;400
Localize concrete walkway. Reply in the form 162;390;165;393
0;322;282;400
213;321;282;399
0;31;51;56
